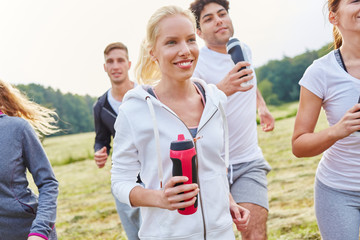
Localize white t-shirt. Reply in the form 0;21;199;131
193;44;263;164
107;89;122;115
299;50;360;191
107;82;137;115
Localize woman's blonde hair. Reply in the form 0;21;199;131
0;80;59;136
134;5;196;85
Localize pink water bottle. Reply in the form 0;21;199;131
170;134;198;215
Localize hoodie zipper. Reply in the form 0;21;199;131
163;106;218;240
102;107;117;118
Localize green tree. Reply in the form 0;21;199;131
16;83;96;136
256;42;333;105
258;78;273;101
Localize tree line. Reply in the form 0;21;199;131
15;43;333;135
256;43;332;105
16;83;97;136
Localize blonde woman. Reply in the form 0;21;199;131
111;5;249;240
0;80;59;240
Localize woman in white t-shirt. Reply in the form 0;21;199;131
292;0;360;239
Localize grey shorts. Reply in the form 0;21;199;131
315;178;360;240
227;158;271;210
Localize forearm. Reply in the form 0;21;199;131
292;127;340;157
94;141;108;152
31;172;58;236
256;87;275;131
256;88;267;110
94;131;111;154
93;109;111;153
111;164;142;206
127;176;199;211
292;87;351;157
229;193;236;205
129;186;163;208
29;187;57;238
216;82;227;95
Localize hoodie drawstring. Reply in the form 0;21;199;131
218;102;229;168
219;102;232;183
229;164;234;184
146;96;163;188
145;95;229;188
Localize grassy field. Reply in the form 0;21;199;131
33;102;328;240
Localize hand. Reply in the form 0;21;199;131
94;146;108;168
230;202;250;232
332;103;360;139
159;176;199;211
216;61;254;96
258;106;275;132
28;235;46;240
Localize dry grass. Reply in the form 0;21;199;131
264;110;327;240
43;132;95;166
54;160;125;239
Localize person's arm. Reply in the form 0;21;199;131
229;193;250;232
256;88;275;132
129;177;199;210
111;110;198;209
93;102;111;168
216;61;254;96
22;123;58;240
292;86;360;157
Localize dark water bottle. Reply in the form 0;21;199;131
226;37;247;73
170;134;198;215
226;37;253;87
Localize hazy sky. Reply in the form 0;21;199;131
0;0;332;97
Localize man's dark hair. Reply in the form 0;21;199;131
189;0;230;29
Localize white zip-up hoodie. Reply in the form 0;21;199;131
111;78;235;240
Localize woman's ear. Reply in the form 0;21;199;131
150;50;157;62
329;11;338;25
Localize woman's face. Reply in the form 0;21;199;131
330;0;360;34
151;14;199;83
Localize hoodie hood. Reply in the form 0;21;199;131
123;78;226;110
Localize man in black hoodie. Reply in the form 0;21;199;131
93;42;140;240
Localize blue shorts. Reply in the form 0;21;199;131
227;158;271;210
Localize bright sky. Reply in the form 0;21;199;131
0;0;332;97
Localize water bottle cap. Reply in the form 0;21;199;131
178;134;185;141
170;134;194;150
226;37;240;53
